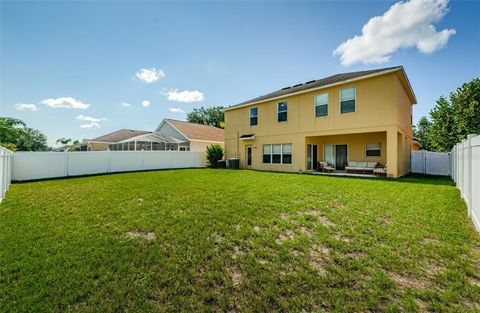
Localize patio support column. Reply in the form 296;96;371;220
386;128;398;178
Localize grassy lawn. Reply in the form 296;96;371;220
0;169;479;312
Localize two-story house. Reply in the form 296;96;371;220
223;66;416;178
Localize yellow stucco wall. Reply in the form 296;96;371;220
224;70;415;178
87;142;110;151
190;140;224;153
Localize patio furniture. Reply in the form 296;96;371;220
374;164;387;176
317;161;335;173
345;161;377;174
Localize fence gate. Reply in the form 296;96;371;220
411;150;450;176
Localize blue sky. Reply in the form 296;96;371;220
1;0;479;146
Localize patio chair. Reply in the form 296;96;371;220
373;164;387;176
317;161;335;173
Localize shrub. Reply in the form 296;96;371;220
206;144;224;168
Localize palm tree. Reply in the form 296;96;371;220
56;138;72;145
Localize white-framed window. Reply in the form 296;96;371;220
262;144;292;164
277;102;288;122
250;107;258;126
179;146;190;151
315;93;328;117
340;87;356;113
366;142;381;157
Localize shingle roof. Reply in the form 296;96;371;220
226;66;403;110
165;119;224;142
91;129;151;143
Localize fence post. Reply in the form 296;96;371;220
0;150;4;200
466;134;476;217
64;151;69;177
107;150;111;173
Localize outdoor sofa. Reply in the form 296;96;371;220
345;161;377;174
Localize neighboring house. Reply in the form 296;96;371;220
109;119;224;152
53;145;73;152
223;66;416;178
412;138;422;151
76;129;151;151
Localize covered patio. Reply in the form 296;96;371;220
305;131;388;176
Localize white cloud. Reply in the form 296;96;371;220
333;0;456;66
80;122;100;129
14;103;38;111
135;68;165;83
164;89;205;103
77;114;106;129
121;102;131;107
169;107;186;114
41;97;90;109
141;100;150;108
76;114;106;122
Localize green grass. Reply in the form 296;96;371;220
1;169;479;312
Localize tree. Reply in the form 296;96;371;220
429;97;457;152
187;106;224;128
451;78;480;141
56;138;72;145
17;128;48;151
413;116;432;151
0;117;26;146
0;116;48;151
415;78;479;152
72;140;80;145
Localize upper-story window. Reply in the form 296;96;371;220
277;102;288;122
250;107;258;126
340;87;356;113
315;93;328;117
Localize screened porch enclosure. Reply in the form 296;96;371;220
108;132;190;151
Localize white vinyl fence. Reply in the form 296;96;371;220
451;134;479;232
411;150;451;176
12;150;206;181
0;147;14;202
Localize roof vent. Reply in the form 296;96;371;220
305;80;316;84
281;86;291;90
293;83;303;87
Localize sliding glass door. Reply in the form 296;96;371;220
307;144;318;170
323;144;348;170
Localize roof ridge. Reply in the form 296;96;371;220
226;66;404;110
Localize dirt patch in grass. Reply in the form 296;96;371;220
125;230;156;241
376;215;392;225
275;229;296;244
299;226;314;238
343;250;366;260
298;210;336;228
334;233;351;243
211;231;225;243
280;213;290;221
308;244;332;276
423;237;440;245
231;267;242;288
389;272;429;290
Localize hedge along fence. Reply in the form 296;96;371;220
451;134;480;232
0;147;14;202
12;150;206;181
